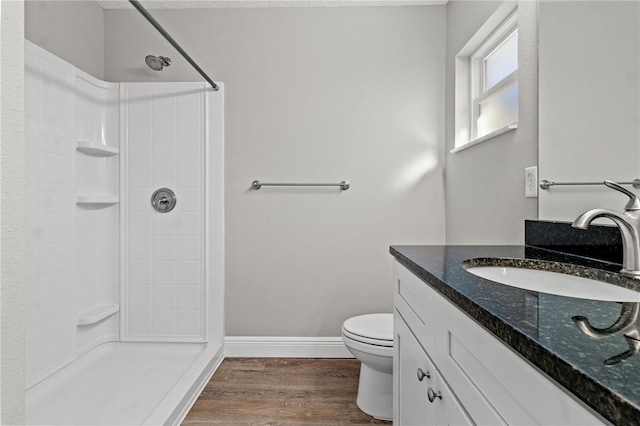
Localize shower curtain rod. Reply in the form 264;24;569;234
128;0;219;91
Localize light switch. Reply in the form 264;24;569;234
525;166;538;198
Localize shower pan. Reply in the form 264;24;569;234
24;41;224;425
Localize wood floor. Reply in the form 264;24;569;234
182;358;392;425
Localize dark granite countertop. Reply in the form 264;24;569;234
390;245;640;426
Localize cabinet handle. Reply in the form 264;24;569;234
427;387;442;403
417;368;430;381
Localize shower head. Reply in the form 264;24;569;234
145;55;171;71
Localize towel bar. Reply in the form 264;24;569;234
251;180;350;190
540;179;640;190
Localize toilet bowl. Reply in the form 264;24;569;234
341;313;393;421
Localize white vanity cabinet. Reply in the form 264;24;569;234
393;260;606;426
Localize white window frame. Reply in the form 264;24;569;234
453;2;519;153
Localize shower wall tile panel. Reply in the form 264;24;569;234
122;85;206;342
74;73;120;356
25;42;122;388
25;46;77;385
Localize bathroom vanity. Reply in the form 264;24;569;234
391;243;640;426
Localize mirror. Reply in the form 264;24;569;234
538;0;640;222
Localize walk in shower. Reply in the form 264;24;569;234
24;38;224;425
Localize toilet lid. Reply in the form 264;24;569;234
342;313;393;345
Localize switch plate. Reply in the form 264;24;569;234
525;166;538;198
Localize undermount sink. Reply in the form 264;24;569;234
464;262;640;302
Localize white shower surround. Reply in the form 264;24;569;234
121;83;212;342
24;41;225;425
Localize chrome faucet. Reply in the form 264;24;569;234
572;180;640;279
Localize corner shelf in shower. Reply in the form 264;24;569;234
76;195;120;206
77;304;119;326
76;141;119;157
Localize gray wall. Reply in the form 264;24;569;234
104;7;447;336
2;0;25;422
538;1;640;222
444;0;538;245
25;0;104;79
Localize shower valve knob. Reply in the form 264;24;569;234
151;188;176;213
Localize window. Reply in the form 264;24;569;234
454;4;519;152
471;14;518;140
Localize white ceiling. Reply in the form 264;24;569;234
96;0;447;9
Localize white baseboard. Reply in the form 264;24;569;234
224;336;354;358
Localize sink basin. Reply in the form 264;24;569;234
464;264;640;302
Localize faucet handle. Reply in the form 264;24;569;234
604;180;640;211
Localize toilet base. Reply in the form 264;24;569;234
355;363;393;421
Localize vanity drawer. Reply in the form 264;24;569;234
393;261;436;353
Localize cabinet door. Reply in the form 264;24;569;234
395;312;436;425
434;294;601;425
433;374;474;426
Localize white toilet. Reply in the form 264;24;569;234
341;313;393;421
